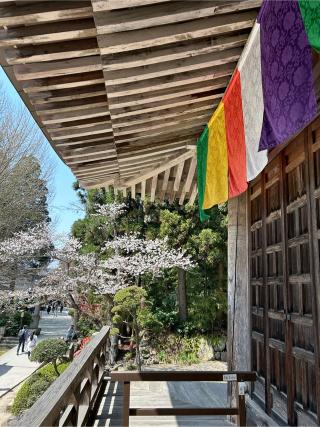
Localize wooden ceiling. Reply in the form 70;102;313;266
0;0;261;203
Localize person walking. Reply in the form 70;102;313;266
46;305;51;315
60;304;63;314
17;325;28;355
65;324;75;343
27;332;37;358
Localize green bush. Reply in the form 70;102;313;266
31;338;68;375
11;363;69;415
0;311;32;336
77;316;98;337
153;334;201;365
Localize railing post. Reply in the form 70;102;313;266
237;382;246;426
123;381;130;427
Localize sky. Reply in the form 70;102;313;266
0;67;84;235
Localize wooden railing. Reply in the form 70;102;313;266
18;326;110;427
111;371;257;427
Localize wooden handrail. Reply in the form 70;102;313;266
111;371;256;382
111;370;257;427
18;326;110;427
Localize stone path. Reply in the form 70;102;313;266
0;311;71;398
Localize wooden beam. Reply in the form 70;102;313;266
104;48;241;85
188;182;198;205
179;157;197;205
113;122;205;145
0;19;96;47
0;3;93;27
119;154;181;172
93;0;173;12
150;175;158;202
117;141;189;160
111;96;220;119
162;169;171;192
109;80;228;109
47;115;111;131
103;33;248;71
118;149;184;167
23;71;104;93
42;107;109;124
62;144;116;159
5;39;99;65
66;153;116;165
179;158;196;205
50;124;113;141
15;56;102;80
121;150;195;187
97;11;257;54
106;63;234;98
36;99;108;116
114;114;211;138
112;104;213;129
95;1;260;35
131;184;136;199
30;85;106;104
174;161;185;192
55;134;114;147
141;180;146;201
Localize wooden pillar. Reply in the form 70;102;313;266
227;193;251;405
177;268;188;321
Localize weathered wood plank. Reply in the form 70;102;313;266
103;34;248;71
97;11;257;54
15;56;102;80
110;96;220;119
109;79;228;109
92;0;171;11
5;39;99;65
105;63;234;97
0;19;96;47
0;2;92;26
42;107;109;125
23;71;104;93
121;150;194;188
94;1;260;34
104;48;242;85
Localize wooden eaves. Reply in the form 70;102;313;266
0;0;262;203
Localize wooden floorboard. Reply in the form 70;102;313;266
93;381;232;427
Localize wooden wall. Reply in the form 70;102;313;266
248;116;320;426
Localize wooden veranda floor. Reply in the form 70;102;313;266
93;380;232;426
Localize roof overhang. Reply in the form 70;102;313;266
0;0;262;203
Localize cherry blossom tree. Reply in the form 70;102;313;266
103;234;195;282
0;223;52;264
0;207;196;331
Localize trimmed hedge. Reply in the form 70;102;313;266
11;363;69;416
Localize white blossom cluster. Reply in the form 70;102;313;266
0;223;196;306
95;203;127;223
103;234;195;278
0;223;52;264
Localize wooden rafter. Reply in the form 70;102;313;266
0;0;262;202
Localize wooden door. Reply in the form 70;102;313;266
249;119;320;426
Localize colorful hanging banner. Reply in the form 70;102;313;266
258;0;317;151
197;0;319;221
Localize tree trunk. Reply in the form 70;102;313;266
134;320;142;371
218;262;224;288
177;268;188;321
73;307;79;328
227;194;250;413
52;359;60;376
